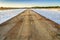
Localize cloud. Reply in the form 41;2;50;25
0;0;60;7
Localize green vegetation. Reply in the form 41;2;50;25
0;6;60;9
0;7;21;9
31;6;60;8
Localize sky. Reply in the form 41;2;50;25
0;0;60;7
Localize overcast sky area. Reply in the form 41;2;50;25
0;0;60;7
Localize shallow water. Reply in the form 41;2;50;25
0;9;60;24
33;9;60;24
0;9;25;24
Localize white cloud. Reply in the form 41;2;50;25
0;2;35;7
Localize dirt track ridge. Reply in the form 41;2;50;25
0;9;60;40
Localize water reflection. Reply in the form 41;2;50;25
0;9;25;24
33;9;60;24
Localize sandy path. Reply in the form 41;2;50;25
0;9;60;40
30;10;59;40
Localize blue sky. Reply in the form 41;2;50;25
0;0;60;7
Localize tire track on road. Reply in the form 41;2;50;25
3;10;28;40
30;10;60;40
29;12;40;40
0;9;60;40
16;10;32;40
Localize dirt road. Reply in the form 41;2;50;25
0;9;60;40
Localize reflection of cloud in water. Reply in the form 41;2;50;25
33;9;60;24
0;9;25;24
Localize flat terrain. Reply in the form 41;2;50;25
0;9;60;40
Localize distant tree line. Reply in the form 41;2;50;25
31;6;60;8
